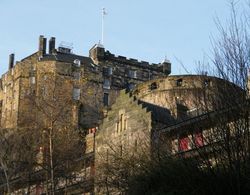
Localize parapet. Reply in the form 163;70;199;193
89;44;171;75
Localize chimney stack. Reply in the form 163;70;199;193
49;37;56;54
38;35;47;56
9;53;15;70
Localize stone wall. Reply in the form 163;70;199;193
132;75;243;121
94;90;151;194
0;52;39;128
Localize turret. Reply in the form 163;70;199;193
89;42;105;64
160;57;171;75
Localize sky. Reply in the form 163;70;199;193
0;0;245;75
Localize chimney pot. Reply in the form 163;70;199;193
49;37;56;54
38;35;47;56
9;53;15;70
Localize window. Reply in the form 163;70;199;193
172;139;179;154
128;70;137;79
150;82;158;90
103;93;109;106
176;79;183;87
144;71;150;79
204;79;210;87
108;67;113;76
179;137;190;151
195;132;204;147
103;79;111;89
73;72;81;80
29;69;35;84
202;129;209;145
90;63;99;72
116;110;127;133
73;59;81;67
73;88;80;100
103;67;113;76
120;114;124;131
30;76;36;85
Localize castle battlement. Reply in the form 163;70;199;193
104;48;171;72
89;44;171;77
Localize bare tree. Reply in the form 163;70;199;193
94;1;250;195
0;127;44;194
191;1;250;194
95;132;151;194
0;61;85;194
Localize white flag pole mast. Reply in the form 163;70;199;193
101;8;107;45
101;8;105;45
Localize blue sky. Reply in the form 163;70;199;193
0;0;244;75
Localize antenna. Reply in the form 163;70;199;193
59;41;73;50
101;8;107;45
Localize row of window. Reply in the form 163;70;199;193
175;78;211;87
103;78;136;91
172;132;204;153
147;79;210;92
116;111;127;133
103;66;137;79
143;78;210;92
27;71;82;86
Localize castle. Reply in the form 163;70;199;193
0;36;245;194
0;35;170;130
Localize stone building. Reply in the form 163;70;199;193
0;35;171;194
0;35;171;131
94;74;245;194
0;35;245;194
95;90;152;194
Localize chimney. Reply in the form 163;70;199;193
38;35;47;56
49;37;56;54
9;53;15;70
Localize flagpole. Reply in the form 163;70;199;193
101;8;105;45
